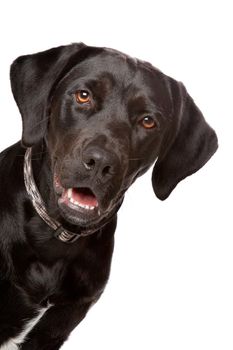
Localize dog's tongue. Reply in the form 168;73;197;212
72;188;98;207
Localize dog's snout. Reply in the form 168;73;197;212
82;146;118;179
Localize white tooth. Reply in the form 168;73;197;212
78;202;85;209
68;188;72;199
68;198;96;211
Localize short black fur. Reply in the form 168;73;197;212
0;43;217;349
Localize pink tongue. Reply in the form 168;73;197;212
72;188;98;207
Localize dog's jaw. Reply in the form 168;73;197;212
53;171;122;228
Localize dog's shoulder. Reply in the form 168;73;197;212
0;141;24;167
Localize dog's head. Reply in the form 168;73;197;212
10;43;218;229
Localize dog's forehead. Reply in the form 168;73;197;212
65;49;139;84
61;48;166;95
53;47;173;114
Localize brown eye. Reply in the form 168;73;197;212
75;90;90;104
140;116;157;129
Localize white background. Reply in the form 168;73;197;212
0;1;232;349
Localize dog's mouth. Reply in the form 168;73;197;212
59;187;99;211
53;173;111;227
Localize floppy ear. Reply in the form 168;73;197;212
10;43;87;147
152;80;218;200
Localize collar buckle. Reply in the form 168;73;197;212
54;226;81;244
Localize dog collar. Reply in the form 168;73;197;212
24;148;96;243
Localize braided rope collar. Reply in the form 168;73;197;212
24;148;96;244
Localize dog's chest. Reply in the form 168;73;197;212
20;241;112;305
1;246;110;349
0;304;51;350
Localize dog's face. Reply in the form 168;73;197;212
47;50;172;228
10;44;218;229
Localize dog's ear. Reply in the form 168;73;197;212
10;43;87;147
152;79;218;200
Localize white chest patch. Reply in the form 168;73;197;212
0;304;52;350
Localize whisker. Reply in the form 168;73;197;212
31;158;45;161
30;116;50;130
16;154;27;158
16;150;48;158
32;151;48;156
128;157;143;161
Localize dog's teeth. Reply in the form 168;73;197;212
67;192;97;211
67;188;72;199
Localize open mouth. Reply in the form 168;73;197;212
54;172;101;225
61;187;99;211
53;171;121;227
57;186;100;226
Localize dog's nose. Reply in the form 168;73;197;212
82;146;118;179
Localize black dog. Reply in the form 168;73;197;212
0;43;217;349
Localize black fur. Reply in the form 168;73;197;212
0;43;217;349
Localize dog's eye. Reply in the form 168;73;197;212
75;90;90;104
140;116;157;129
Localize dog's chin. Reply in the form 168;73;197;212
57;191;103;228
53;179;117;229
